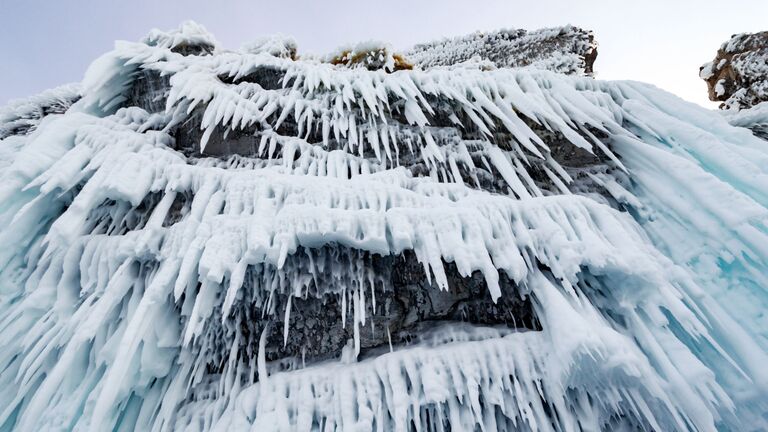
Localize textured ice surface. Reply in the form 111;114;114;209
721;101;768;140
0;22;767;431
0;83;81;140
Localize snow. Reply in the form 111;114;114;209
0;22;767;431
143;20;218;53
715;79;726;97
721;101;768;139
241;35;297;59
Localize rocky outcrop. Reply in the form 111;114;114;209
700;31;768;110
407;25;597;75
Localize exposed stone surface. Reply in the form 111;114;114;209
126;69;171;114
701;31;768;110
407;25;598;76
204;247;540;372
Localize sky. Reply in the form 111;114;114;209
1;0;767;108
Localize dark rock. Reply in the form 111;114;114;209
126;69;171;113
170;41;215;56
204;247;540;375
217;66;286;90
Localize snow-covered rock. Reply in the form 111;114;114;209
0;83;80;139
325;40;413;72
1;22;767;432
700;31;768;110
407;25;597;75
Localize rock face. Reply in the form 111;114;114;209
211;248;540;371
700;31;768;110
407;25;598;75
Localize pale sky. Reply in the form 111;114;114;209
1;0;766;108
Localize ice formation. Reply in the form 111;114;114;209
0;83;81;140
0;22;767;431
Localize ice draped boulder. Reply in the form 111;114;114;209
1;21;768;431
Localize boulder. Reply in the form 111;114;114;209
700;31;768;110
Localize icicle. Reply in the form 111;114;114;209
258;323;270;382
283;295;292;347
341;288;347;329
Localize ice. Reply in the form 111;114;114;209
0;83;80;140
721;101;768;140
0;22;767;431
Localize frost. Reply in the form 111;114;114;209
241;35;298;59
0;22;767;431
408;25;597;76
0;83;80;139
143;20;217;56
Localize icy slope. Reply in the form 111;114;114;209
0;22;767;431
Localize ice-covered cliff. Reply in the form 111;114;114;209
1;21;767;431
